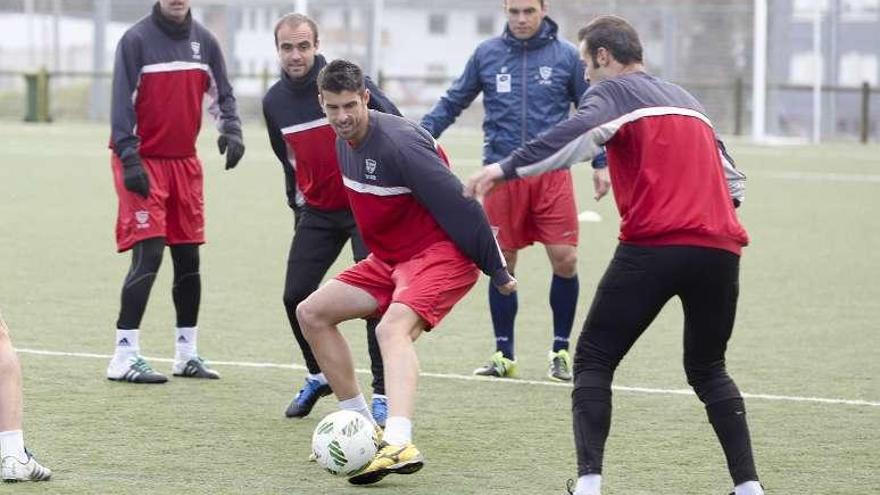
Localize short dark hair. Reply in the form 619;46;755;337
273;13;319;46
317;59;366;94
504;0;545;7
578;15;643;66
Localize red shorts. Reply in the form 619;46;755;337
335;241;480;329
483;168;578;251
112;154;205;252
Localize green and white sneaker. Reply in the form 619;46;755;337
1;451;52;482
106;355;168;384
172;356;220;379
473;351;517;378
548;349;572;382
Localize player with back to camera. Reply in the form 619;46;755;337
467;15;764;495
297;59;516;485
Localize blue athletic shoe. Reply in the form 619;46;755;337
371;396;388;428
285;377;331;418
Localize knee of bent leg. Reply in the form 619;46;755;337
684;359;739;403
295;298;325;338
684;358;725;387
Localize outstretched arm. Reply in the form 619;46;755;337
419;53;483;139
396;133;514;293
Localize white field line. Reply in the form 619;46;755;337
755;171;880;183
16;347;880;408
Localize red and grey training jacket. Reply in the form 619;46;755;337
262;55;401;211
109;5;241;159
336;111;510;288
499;71;749;255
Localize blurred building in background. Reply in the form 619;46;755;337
0;0;877;141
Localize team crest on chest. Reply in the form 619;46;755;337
191;41;201;60
365;158;377;180
539;66;553;85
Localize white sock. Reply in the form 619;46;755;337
382;416;412;446
175;326;197;361
574;474;602;495
0;430;27;462
338;394;376;427
113;329;140;363
372;393;387;402
307;372;327;384
734;481;764;495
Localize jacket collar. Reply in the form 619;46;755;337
281;54;327;92
502;16;558;50
151;2;192;40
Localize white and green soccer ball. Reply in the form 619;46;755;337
311;410;378;476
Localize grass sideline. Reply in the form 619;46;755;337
0;121;878;494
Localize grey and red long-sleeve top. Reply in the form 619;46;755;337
499;71;749;255
262;55;402;211
109;3;241;159
337;111;511;288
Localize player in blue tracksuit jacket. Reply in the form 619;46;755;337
421;0;608;382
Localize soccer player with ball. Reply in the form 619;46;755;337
467;15;763;495
297;59;516;485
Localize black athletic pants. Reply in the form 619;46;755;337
117;237;200;330
283;206;384;395
572;244;758;485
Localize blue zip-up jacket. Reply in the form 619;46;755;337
421;17;604;167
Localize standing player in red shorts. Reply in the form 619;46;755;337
421;0;609;381
297;59;516;485
105;0;244;383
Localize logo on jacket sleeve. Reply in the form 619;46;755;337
365;158;378;180
191;41;201;60
539;66;553;85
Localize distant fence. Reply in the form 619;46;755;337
0;69;877;143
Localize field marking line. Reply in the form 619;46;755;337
15;347;879;408
754;171;880;183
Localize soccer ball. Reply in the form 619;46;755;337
311;410;378;476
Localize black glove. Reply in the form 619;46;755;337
119;148;150;198
218;133;245;170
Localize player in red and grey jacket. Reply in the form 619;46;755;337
297;60;515;485
261;14;403;422
105;0;243;384
468;16;763;495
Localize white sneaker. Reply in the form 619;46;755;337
1;454;52;482
106;355;168;384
